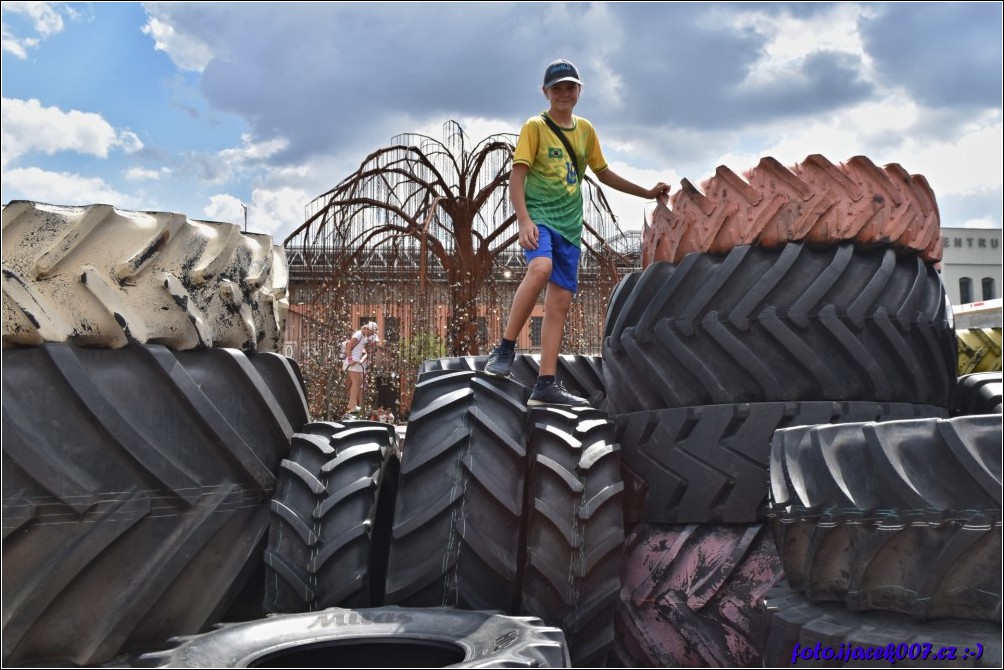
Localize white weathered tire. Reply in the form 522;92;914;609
131;607;570;668
2;201;288;352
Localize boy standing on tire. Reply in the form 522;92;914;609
484;58;669;406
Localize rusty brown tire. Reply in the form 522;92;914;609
1;343;306;666
2;201;288;353
641;154;942;267
768;415;1002;622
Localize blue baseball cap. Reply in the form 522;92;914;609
543;59;582;88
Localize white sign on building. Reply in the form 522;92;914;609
939;228;1002;306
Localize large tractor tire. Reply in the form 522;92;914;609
384;371;529;612
522;407;623;666
2;201;288;353
763;586;1002;668
613;523;784;668
1;343;305;666
641;154;941;266
130;606;570;668
769;415;1002;622
603;243;956;414
954;372;1002;415
616;401;947;524
603;271;641;340
264;421;399;614
418;354;605;409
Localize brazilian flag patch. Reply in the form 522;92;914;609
548;147;563;159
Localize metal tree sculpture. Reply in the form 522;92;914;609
285;121;631;418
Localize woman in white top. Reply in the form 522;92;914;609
343;321;381;418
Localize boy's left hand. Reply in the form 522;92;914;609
647;182;671;199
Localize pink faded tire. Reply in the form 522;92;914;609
613;523;784;667
641;154;942;266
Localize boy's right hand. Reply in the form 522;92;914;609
518;218;539;250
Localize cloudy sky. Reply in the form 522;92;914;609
2;2;1001;245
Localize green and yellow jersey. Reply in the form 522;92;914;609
512;113;608;246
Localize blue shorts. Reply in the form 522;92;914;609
525;225;581;293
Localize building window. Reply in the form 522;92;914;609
982;277;996;301
384;316;401;344
959;277;972;304
359;315;376;329
530;316;544;347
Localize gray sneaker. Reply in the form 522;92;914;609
528;381;589;407
484;344;515;377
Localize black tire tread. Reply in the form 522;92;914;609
263;421;397;613
768;415;1003;621
954;372;1003;415
522;407;623;666
2;344;303;666
616;401;948;524
384;372;529;612
602;243;956;413
418;354;605;408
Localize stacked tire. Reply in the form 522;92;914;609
381;365;622;666
606;155;958;667
764;375;1002;666
1;202;307;666
262;420;401;613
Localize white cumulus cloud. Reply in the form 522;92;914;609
1;1;70;59
220;134;289;164
1;98;143;168
3;166;133;208
202;186;309;241
141;14;213;72
202;193;246;225
124;166;171;181
248;186;311;239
